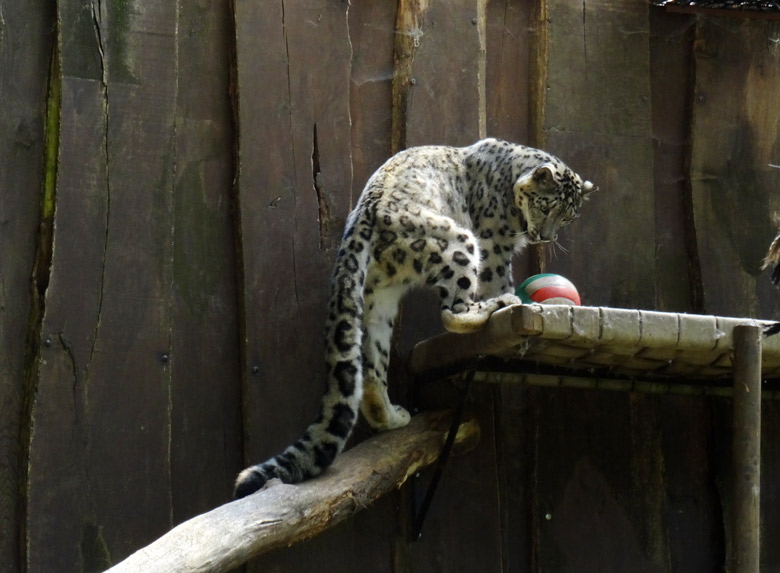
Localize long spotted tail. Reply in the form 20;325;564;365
234;219;370;498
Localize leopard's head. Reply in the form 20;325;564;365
513;163;595;244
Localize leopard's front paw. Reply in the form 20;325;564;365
441;307;490;333
492;293;522;309
441;294;521;333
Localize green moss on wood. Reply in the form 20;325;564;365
41;47;61;223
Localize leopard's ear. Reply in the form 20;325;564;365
582;180;598;199
532;164;555;185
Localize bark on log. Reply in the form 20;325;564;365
107;410;480;573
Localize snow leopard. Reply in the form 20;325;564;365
234;138;595;498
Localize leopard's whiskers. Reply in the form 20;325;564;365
549;239;569;259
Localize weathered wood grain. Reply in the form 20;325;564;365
0;1;54;569
26;1;180;569
107;411;480;573
493;382;533;571
24;2;110;569
530;2;665;569
647;13;724;572
81;2;179;563
346;5;401;571
233;0;353;461
405;0;487;147
170;0;242;520
649;9;698;312
26;72;109;572
690;17;780;319
486;0;531;145
394;3;507;572
659;395;722;571
484;6;535;566
349;1;395;200
232;0;300;470
232;1;355;570
529;388;668;571
537;0;655;309
392;0;429;153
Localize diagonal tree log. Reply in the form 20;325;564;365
107;410;480;573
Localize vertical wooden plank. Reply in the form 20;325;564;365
394;2;505;572
27;73;107;571
408;383;504;573
538;0;655;309
0;1;54;570
649;8;698;313
232;0;299;474
626;394;671;569
484;6;535;562
170;0;242;519
83;2;179;562
349;1;395;201
484;6;535;564
531;2;665;570
690;18;780;570
234;0;353;458
709;397;736;569
348;4;401;571
659;395;723;571
482;9;535;563
391;0;496;562
760;402;780;568
690;18;780;320
402;0;486;148
25;1;109;568
485;0;535;283
485;0;531;145
27;0;179;568
233;0;356;570
494;384;533;571
530;388;668;572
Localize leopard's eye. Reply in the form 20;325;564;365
561;210;578;224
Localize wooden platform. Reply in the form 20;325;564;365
410;303;768;572
410;304;780;382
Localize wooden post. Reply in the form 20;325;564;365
732;325;762;572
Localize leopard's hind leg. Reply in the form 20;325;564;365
360;282;411;431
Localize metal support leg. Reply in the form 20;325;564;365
732;325;762;572
412;369;475;541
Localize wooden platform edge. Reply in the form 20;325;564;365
105;411;480;573
408;304;780;379
408;305;542;375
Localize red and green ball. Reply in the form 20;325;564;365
516;273;581;305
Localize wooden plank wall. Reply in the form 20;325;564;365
2;0;780;571
688;17;780;569
0;1;55;571
528;2;667;570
